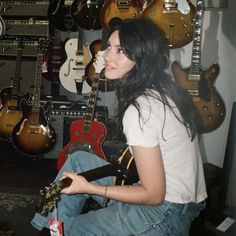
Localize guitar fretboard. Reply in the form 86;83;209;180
189;0;204;77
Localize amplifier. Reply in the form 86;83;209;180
43;101;109;159
0;38;39;57
4;19;49;36
1;1;49;17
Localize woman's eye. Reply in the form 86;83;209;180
118;48;124;54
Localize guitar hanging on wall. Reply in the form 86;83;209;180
70;0;104;31
11;38;57;156
171;0;226;133
57;51;107;171
47;0;77;32
142;0;195;48
59;28;91;94
0;38;30;139
100;0;145;32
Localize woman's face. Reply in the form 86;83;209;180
104;30;135;80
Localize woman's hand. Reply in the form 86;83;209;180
60;172;92;195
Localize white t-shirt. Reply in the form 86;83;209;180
123;92;207;204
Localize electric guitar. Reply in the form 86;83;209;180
100;0;145;31
59;28;91;94
38;147;139;216
11;38;57;156
0;38;30;139
47;0;77;32
171;0;226;133
71;0;104;31
142;0;195;48
57;51;107;171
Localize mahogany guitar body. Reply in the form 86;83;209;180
171;61;226;132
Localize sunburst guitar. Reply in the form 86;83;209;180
142;0;195;48
11;39;56;156
0;38;30;139
100;0;145;31
171;0;225;132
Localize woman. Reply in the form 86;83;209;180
32;17;207;235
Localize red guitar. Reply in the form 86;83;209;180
57;51;107;171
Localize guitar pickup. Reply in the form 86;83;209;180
117;1;130;9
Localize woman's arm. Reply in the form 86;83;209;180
61;145;166;205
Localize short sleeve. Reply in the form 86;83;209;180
122;96;161;147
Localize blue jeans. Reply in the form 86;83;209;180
31;151;205;235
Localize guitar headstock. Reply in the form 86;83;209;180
37;177;72;216
93;50;105;74
37;37;51;54
16;37;24;50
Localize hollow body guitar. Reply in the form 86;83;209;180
59;29;91;94
0;38;30;139
11;39;56;156
142;0;195;48
38;147;139;216
171;0;225;132
57;51;107;171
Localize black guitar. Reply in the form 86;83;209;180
47;0;77;32
38;147;139;216
11;38;57;156
70;0;104;31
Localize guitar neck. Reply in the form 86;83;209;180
83;74;100;132
12;44;23;96
189;0;205;77
59;163;119;189
32;53;43;112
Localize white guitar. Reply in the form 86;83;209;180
0;3;6;37
59;28;91;94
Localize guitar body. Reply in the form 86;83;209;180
0;87;29;138
59;38;91;94
57;119;107;170
142;0;195;48
171;61;226;132
100;0;144;31
11;99;56;156
85;40;107;90
47;0;77;32
71;0;104;30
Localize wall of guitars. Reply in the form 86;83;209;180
0;0;228;162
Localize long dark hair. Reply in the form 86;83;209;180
107;17;201;140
